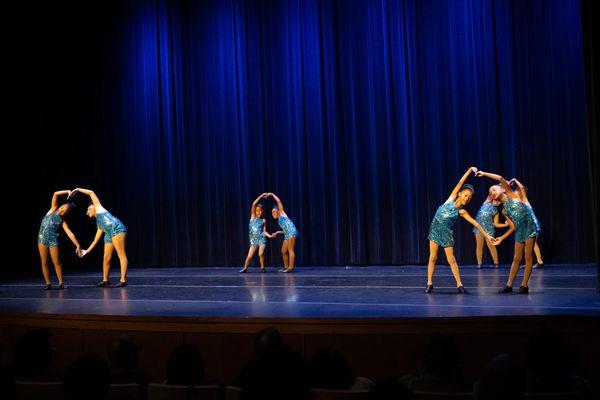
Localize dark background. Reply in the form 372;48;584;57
5;0;599;278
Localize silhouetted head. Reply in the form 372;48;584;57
308;347;355;390
473;354;524;400
86;202;97;218
254;327;284;359
63;355;111;400
367;380;414;400
57;203;74;217
13;329;54;380
107;335;140;371
254;204;264;218
166;344;204;386
271;206;280;219
456;184;474;206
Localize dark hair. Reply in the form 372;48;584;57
63;355;111;400
13;329;54;380
272;206;279;211
88;201;94;207
460;184;475;194
166;343;204;385
308;347;355;389
256;203;263;209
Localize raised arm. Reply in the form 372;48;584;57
61;221;82;256
510;178;529;203
269;193;285;214
83;228;104;256
460;209;493;241
492;211;515;245
446;167;477;203
475;171;513;195
50;190;71;212
70;188;101;207
250;193;268;218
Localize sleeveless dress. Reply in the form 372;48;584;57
248;218;267;247
38;211;62;247
428;202;462;248
278;214;298;240
472;202;498;236
96;205;127;244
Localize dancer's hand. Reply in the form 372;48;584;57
68;188;80;198
492;237;502;246
80;249;88;257
75;246;82;257
475;171;484;177
470;167;478;174
262;193;269;198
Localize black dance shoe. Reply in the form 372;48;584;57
57;283;66;290
457;285;467;294
493;264;499;269
282;268;294;273
43;284;52;290
517;285;529;294
260;267;266;273
533;263;543;269
425;284;434;293
96;281;110;288
476;264;482;269
239;268;248;273
498;285;513;294
114;281;128;288
277;268;287;273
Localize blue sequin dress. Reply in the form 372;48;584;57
428;202;462;247
96;206;127;244
472;202;498;236
523;203;541;237
249;218;267;247
278;214;298;240
38;211;62;247
504;198;537;243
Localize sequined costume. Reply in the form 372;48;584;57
278;214;298;240
472;202;498;236
504;198;537;243
249;218;267;247
523;203;541;237
96;205;127;244
428;202;462;247
38;211;62;248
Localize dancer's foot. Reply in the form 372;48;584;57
519;264;525;269
476;264;482;269
278;268;287;273
114;281;128;288
260;267;266;273
282;268;294;273
517;285;529;294
533;263;543;269
493;264;499;269
239;268;248;273
498;285;513;294
457;285;467;294
57;283;66;290
96;281;110;288
43;284;52;290
425;284;434;293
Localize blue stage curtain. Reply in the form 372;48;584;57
85;0;593;267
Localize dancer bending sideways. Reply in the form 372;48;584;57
240;193;283;273
69;188;129;287
37;190;82;290
475;172;538;293
426;167;497;294
511;178;544;270
267;193;298;273
473;185;509;269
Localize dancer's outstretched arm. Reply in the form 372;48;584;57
70;188;101;207
50;190;71;212
493;212;515;246
446;167;477;203
475;171;514;195
250;193;268;218
510;178;529;203
460;209;494;242
266;230;284;239
61;221;82;255
493;214;509;228
269;193;285;214
82;228;104;256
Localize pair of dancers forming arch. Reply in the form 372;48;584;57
38;171;541;294
427;167;541;294
37;188;128;289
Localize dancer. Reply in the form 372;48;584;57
511;179;544;269
240;193;283;273
473;185;509;269
475;172;538;293
37;190;82;290
267;193;298;273
69;188;129;287
426;167;496;294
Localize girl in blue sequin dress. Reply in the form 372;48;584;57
37;190;82;290
240;193;283;273
267;193;298;273
511;178;544;270
426;167;496;294
475;172;538;294
472;186;509;269
69;188;129;288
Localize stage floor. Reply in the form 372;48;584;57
0;265;598;318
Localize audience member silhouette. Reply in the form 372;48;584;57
165;343;205;386
63;355;111;400
108;335;152;398
473;353;524;400
307;347;373;391
12;329;55;381
367;380;414;400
